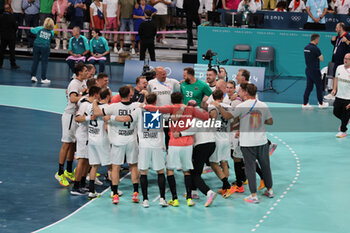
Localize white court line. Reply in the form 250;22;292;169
152;188;169;202
0;104;63;115
32;172;131;233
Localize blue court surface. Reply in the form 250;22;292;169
0;59;349;233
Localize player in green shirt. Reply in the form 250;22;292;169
181;67;213;106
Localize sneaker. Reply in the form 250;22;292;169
70;187;88;196
131;48;136;55
302;103;313;109
132;192;140;203
202;166;213;174
168;199;179;207
205;190;217;207
234;185;245;193
217;188;224;195
88;192;101;199
55;172;70;187
41;79;51;84
269;143;278;156
64;170;75;182
96;172;101;177
113;46;118;53
87;175;103;186
81;186;89;192
336;132;347;138
112;194;119;204
142;199;150;208
11;65;20;69
161;39;168;45
324;93;335;100
224;186;236;198
31;76;37;83
258;180;265;190
243;180;248;185
192;190;200;199
264;189;274;198
244;195;259;203
159;198;168;207
187;198;195;207
118;48;124;54
110;190;123;198
318;102;329;109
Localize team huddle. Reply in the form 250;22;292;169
55;64;276;208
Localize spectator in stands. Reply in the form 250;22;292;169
118;0;137;55
183;0;200;47
252;0;262;11
40;0;54;25
327;0;336;13
30;17;55;84
305;0;328;30
237;0;257;13
222;0;241;10
151;0;171;45
331;22;350;74
139;9;157;61
103;0;119;53
52;0;69;50
89;0;104;30
0;3;20;69
22;0;40;48
274;1;287;11
88;28;109;73
289;0;306;12
263;0;276;10
66;26;90;73
0;0;4;15
334;0;350;14
175;0;185;28
198;0;213;21
133;0;157;53
68;0;86;30
11;0;24;45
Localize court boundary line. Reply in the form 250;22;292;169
0;104;63;115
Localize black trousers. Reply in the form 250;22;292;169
333;97;350;132
0;38;16;66
140;42;155;61
185;10;200;45
304;69;323;105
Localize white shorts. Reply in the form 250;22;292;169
138;147;165;171
199;0;213;13
210;140;231;163
76;138;88;159
167;146;193;171
61;112;77;143
88;143;111;166
231;138;243;159
110;141;138;165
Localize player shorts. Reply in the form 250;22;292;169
209;140;231;163
138;147;165;171
110;140;138;165
88;143;111;166
152;15;167;29
106;17;117;29
167;146;193;171
61;112;77;143
199;0;213;14
76;138;88;159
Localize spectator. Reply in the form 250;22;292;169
52;0;69;50
274;1;287;11
263;0;276;10
0;0;4;14
117;0;137;54
222;0;241;10
40;0;54;25
334;0;350;14
198;0;213;21
252;0;262;11
68;0;86;30
103;0;119;53
0;3;20;69
88;28;109;73
289;0;306;12
328;0;336;13
183;0;200;47
138;9;157;61
133;0;157;53
237;0;257;13
89;0;104;30
175;0;185;28
151;0;171;45
30;17;55;84
11;0;25;45
305;0;328;30
66;26;90;73
331;22;350;74
22;0;40;48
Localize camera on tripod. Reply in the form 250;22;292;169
142;60;156;81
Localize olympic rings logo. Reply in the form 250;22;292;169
291;16;302;21
347;18;350;23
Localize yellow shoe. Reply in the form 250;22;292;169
243;180;248;185
96;172;101;177
224;186;236;199
55;172;70;187
64;170;75;182
168;199;179;207
187;198;195;206
258;180;265;190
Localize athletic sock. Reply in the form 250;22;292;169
89;180;95;193
184;175;192;200
256;162;263;179
133;183;139;193
140;175;148;200
158;173;166;199
81;176;86;187
73;181;80;189
66;160;73;173
58;163;64;175
111;185;118;196
167;175;178;200
221;177;231;190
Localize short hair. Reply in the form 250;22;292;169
73;26;81;33
43;17;55;31
239;69;250;81
227;80;236;88
126;84;134;91
136;76;146;84
240;83;257;97
86;78;97;89
144;9;152;17
74;63;86;76
171;92;183;104
311;33;320;42
119;86;131;98
97;73;108;80
207;68;217;75
338;22;346;31
86;64;95;72
212;89;224;100
184;67;195;76
146;93;157;104
100;88;111;100
89;86;101;97
91;28;101;36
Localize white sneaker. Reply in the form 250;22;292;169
205;190;217;207
31;76;37;83
192;190;200;199
118;48;124;54
131;48;136;55
318;102;329;109
324;93;335;100
302;103;313;109
161;39;168;45
110;190;123;198
264;189;274;198
41;79;51;84
54;45;60;50
114;46;118;53
88;192;101;199
336;131;347;138
142;199;150;208
159;198;168;207
94;177;103;186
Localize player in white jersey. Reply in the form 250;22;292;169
71;86;101;196
93;86;141;205
204;79;227;109
55;63;89;187
208;89;235;198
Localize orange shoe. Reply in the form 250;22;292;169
132;192;140;203
243;180;248;185
258;180;265;190
112;194;119;204
218;189;224;195
235;185;245;193
223;186;236;198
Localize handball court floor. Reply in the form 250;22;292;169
0;58;349;233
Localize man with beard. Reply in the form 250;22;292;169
331;23;350;75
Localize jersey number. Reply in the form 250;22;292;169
124;122;131;128
89;120;98;127
186;91;193;98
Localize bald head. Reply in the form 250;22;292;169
344;53;350;68
155;66;167;82
216;80;227;93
